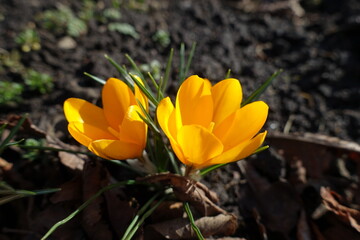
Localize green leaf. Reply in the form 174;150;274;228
41;180;137;240
84;72;106;85
241;69;283;107
161;48;173;94
108;23;139;39
184;202;205;240
0;114;27;155
104;54;134;90
130;74;158;106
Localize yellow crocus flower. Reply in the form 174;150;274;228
64;77;148;160
157;75;268;170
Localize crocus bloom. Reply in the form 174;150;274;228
157;75;268;170
64;77;148;160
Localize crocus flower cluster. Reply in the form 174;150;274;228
64;75;268;171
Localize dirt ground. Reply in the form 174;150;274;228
0;0;359;239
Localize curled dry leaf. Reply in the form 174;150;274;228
320;187;360;232
139;173;226;216
147;213;238;240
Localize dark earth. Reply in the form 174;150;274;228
0;0;360;239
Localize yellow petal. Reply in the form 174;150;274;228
177;125;223;168
102;78;136;131
64;98;108;127
175;75;213;127
89;139;143;160
213;101;268;150
157;97;178;141
211;78;242;124
133;75;149;111
118;105;147;147
68;122;117;147
208;131;267;166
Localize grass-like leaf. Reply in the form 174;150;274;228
84;72;106;85
241;69;283;107
130;73;159;106
184;202;205;240
161;48;174;94
122;193;166;240
183;42;196;82
0;114;27;155
41;180;137;240
104;54;134;90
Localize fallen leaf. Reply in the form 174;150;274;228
0;157;13;171
147;213;238;239
296;210;312;240
46;135;87;171
320;187;360;232
81;160;113;239
241;161;302;235
267;132;360;179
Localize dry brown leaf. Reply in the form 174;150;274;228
50;175;82;204
150;201;184;223
58;151;85;170
104;191;138;238
241;161;301;234
267;132;360;179
147;213;238;239
47;135;87;171
81;160;113;239
0;157;13;171
320;187;360;232
0;114;47;138
140;173;226;216
296;210;312;240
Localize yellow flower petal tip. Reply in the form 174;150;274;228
64;78;148;160
157;75;269;170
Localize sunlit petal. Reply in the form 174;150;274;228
64;98;108;127
211;78;242;124
177;125;223;168
89;139;143;160
119;105;147;147
102;78;136;130
208;131;267;166
68;121;117;144
213;101;268;150
175;75;213;127
157;97;177;140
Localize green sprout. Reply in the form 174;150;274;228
0;49;25;74
103;8;122;21
22;138;46;161
38;4;87;37
24;69;54;94
152;30;171;48
15;28;41;52
139;60;162;80
0;81;24;105
108;23;139;39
